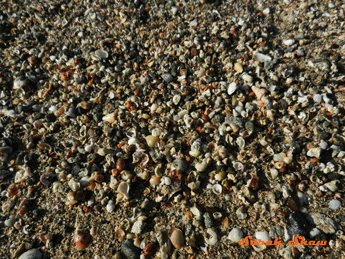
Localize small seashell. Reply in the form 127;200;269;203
213;212;222;219
270;169;279;179
149;176;161;187
228;228;244;243
233;162;244;171
145;135;159;148
236;137;245;150
195;161;207;172
74;231;91;250
255;231;270;242
236;206;247;220
169;228;184;250
118;182;130;200
95;49;109;59
172;159;188;173
212;184;222;195
102;113;117;123
204;228;217;245
115;226;125;241
7;184;18;196
40;172;56;187
106;200;115;213
307;148;321;158
283;39;295;46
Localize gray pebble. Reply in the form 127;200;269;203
18;249;42;259
121;240;140;259
203;212;214;228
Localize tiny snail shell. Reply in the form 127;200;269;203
204;228;218;245
74;231;91;250
213;212;222;220
7;184;18;196
212;184;222;195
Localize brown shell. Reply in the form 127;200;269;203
75;231;91;250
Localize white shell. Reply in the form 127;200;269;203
117;182;130;200
255;231;270;242
236;137;245;150
283;39;295;46
212;212;222;219
307;148;321;158
204;228;217;245
228;228;244;243
254;52;272;62
106;200;115;212
195;161;207;172
212;184;222;195
190;206;202;220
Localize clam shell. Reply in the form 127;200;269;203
117;182;130;200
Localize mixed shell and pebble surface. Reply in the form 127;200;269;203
0;0;345;258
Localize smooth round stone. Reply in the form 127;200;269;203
320;141;328;150
313;94;322;103
95;49;108;59
18;249;42;259
5;215;16;227
255;231;270;242
329;199;341;210
228;228;243;243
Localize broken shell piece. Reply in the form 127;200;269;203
117;182;130;200
212;184;222;195
102;113;117;123
115;226;125;241
190;206;202;220
169;228;184;250
204;228;218;245
146;135;159;148
195;161;207;172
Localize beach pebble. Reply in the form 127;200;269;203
307;148;321;158
254;52;272;62
228;82;238;96
228;228;243;243
320;141;328;149
18;249;42;259
329;200;341;210
313;94;322;103
255;231;270;242
121;240;140;259
5;215;16;227
95;50;108;59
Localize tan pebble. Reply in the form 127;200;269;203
234;63;243;73
169;228;184;250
